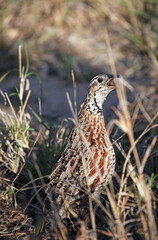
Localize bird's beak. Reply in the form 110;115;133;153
106;77;116;89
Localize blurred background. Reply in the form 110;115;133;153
0;0;158;120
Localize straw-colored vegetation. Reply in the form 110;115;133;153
0;0;158;239
1;0;158;76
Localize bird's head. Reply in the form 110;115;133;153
87;73;120;114
88;73;118;93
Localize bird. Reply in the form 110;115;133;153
46;73;119;218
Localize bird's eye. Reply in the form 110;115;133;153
97;78;103;83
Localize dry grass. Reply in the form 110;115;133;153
0;1;158;239
0;0;158;80
1;44;157;239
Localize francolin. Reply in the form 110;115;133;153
46;73;119;218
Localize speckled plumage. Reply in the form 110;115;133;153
46;73;119;218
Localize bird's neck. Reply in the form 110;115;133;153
86;92;106;116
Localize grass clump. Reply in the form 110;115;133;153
0;46;32;174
